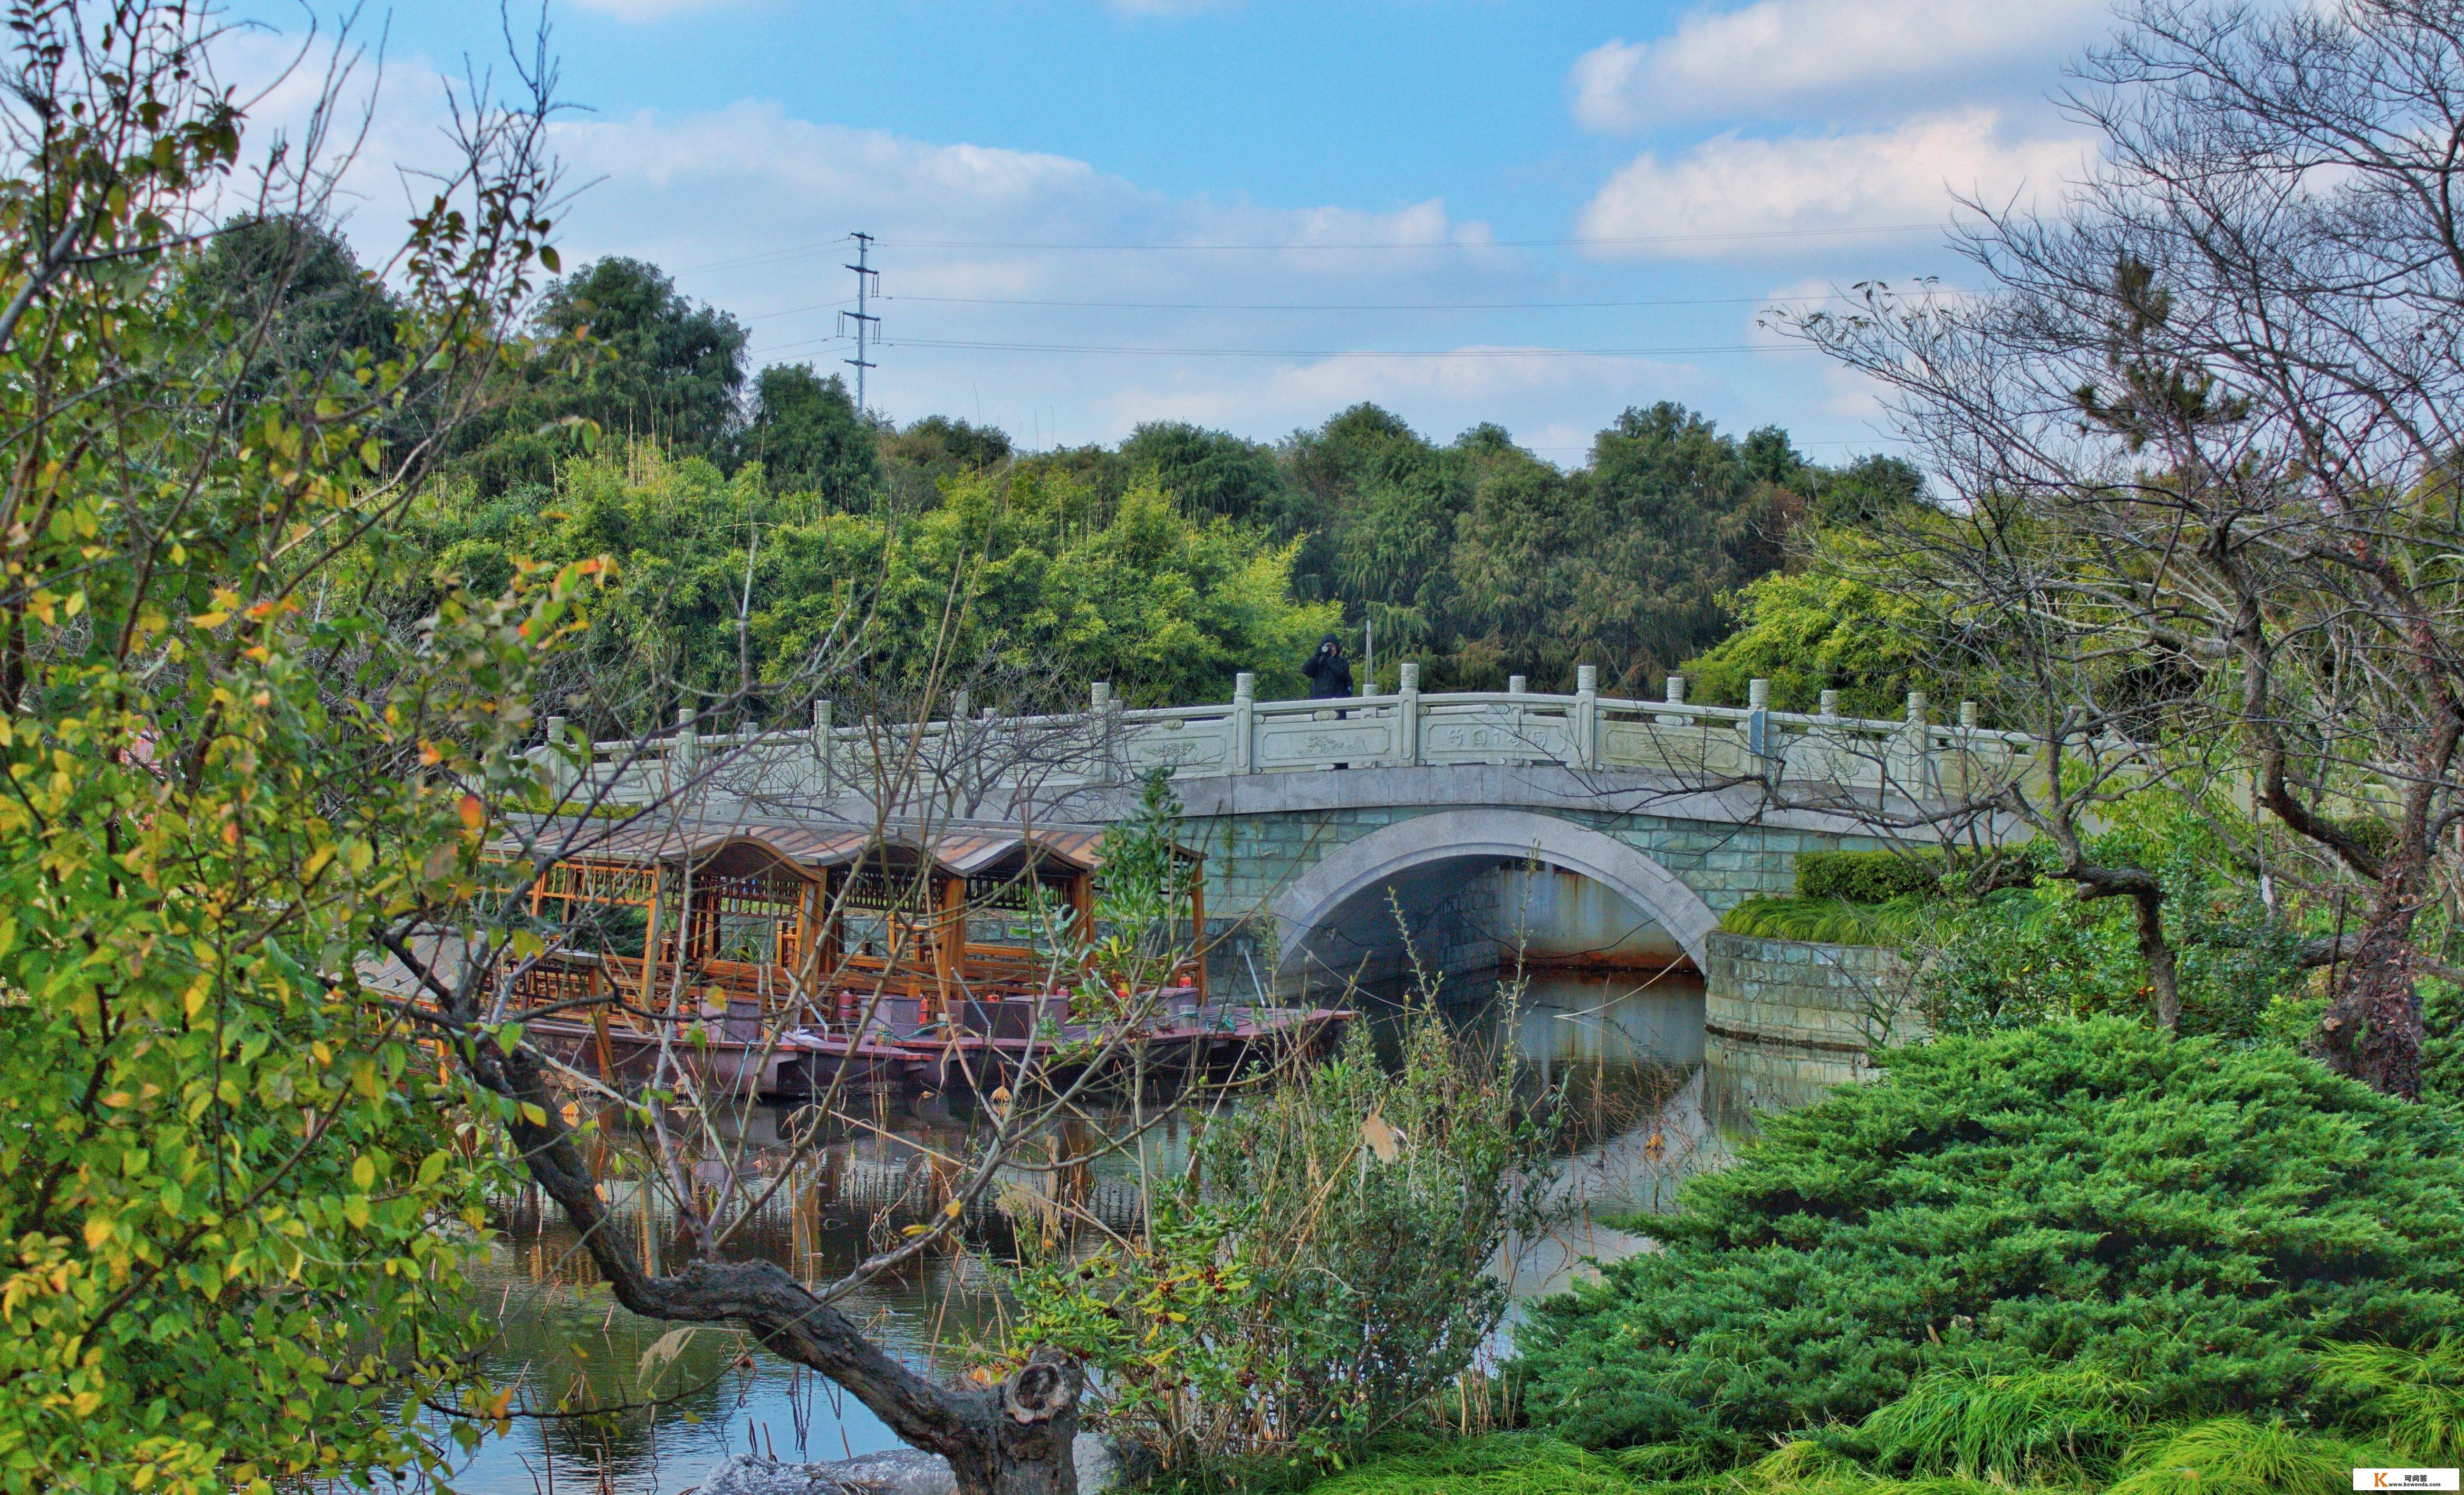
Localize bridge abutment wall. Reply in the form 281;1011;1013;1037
1702;931;1925;1113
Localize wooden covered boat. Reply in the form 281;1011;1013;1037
482;812;1304;1100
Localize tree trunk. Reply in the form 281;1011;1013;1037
945;1352;1084;1495
2127;886;2183;1034
2320;858;2426;1100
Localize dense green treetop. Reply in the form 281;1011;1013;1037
452;255;747;492
740;364;879;508
184;216;406;399
404;445;1338;722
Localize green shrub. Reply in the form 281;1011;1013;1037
990;1006;1555;1471
1513;1019;2464;1458
1911;878;2304;1043
1797;850;1941;903
1719;895;1935;946
2427;978;2462;1114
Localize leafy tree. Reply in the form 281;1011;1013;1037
405;445;1339;722
182;215;404;400
1569;403;1788;694
740;364;878;508
1679;567;1935;714
1446;443;1578;689
0;6;577;1490
1119;420;1294;528
880;413;1017;511
1283;403;1463;616
1515;1019;2464;1459
457;256;746;492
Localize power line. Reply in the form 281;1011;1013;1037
745;298;857;321
674;222;1943;278
746;334;855;358
675;234;854;276
883;338;1814;358
881;224;1938;251
880;290;1955;312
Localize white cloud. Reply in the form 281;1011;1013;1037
1576;109;2090;257
1570;0;2108;130
220;31;1896;459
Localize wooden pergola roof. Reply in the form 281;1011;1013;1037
493;815;1165;884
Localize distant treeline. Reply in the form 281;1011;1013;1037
207;221;1922;706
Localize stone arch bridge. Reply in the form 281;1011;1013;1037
548;665;2036;998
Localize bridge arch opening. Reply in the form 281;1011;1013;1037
1266;810;1718;996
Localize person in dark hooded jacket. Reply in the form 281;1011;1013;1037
1302;635;1353;699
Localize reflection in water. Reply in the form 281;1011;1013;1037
435;964;1717;1495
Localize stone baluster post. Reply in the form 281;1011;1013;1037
1657;674;1687;726
674;704;698;786
1089;682;1115;785
1952;699;1981;800
1814;688;1842;784
1396;662;1421;767
1575;664;1599;769
1231;672;1256;774
543;715;573;799
946;689;971;810
1901;690;1931;799
811;699;834;793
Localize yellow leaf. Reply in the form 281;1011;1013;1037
351;1155;375;1190
1360;1109;1401;1165
458;795;485;832
83;1217;112;1249
190;611;228;629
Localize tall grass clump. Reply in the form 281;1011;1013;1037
2317;1337;2464;1462
990;1003;1557;1478
1719;894;1937;945
2102;1418;2368;1495
1857;1364;2144;1482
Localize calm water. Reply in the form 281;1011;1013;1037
425;965;1718;1495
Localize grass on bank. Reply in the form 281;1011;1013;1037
1278;1391;2437;1495
1715;894;1938;945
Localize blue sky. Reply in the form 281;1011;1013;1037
240;0;2116;463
